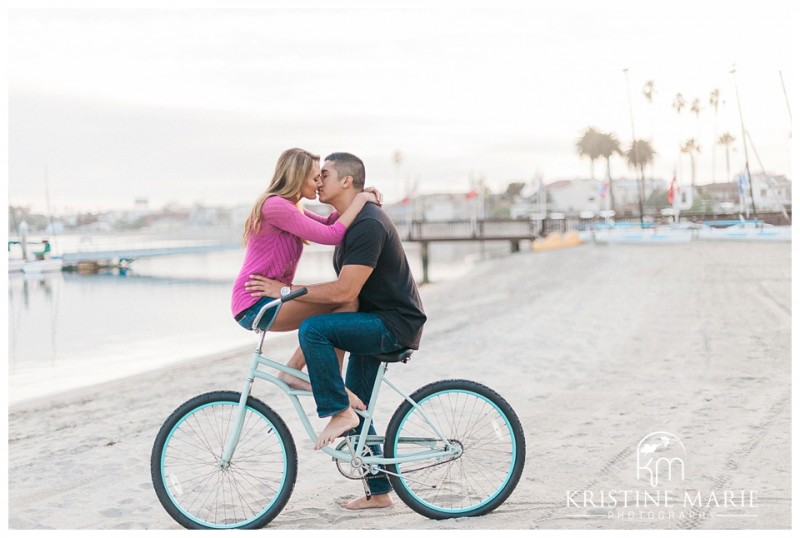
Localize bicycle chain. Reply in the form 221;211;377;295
334;441;463;480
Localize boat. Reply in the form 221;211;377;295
9;258;26;272
696;221;791;242
22;257;64;274
589;223;696;244
8;238;64;273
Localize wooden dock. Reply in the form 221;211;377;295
401;219;541;283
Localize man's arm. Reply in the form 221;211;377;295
245;264;373;306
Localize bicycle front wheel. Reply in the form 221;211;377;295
151;391;297;529
384;379;525;519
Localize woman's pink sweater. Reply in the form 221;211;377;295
231;196;344;317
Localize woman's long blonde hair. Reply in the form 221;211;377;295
242;148;319;245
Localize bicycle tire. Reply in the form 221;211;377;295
151;391;297;529
384;379;525;519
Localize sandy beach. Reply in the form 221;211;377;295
7;240;791;530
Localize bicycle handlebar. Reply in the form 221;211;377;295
281;287;308;303
252;287;309;332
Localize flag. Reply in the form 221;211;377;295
667;174;676;204
598;181;608;199
737;169;750;217
466;189;478;200
737;170;749;198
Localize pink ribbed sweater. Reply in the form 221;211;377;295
231;196;344;317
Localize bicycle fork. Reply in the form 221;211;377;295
219;352;260;468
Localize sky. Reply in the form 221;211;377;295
5;0;796;214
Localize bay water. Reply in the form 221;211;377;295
8;235;506;405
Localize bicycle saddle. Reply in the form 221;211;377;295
373;348;413;364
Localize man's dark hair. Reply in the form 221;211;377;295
325;152;365;190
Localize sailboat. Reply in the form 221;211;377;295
9;222;64;273
20;166;64;275
22;256;64;274
8;256;26;273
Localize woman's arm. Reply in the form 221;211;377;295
262;197;346;245
333;191;378;228
303;209;337;224
305;186;382;225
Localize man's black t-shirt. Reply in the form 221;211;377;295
333;203;426;349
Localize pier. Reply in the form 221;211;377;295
401;219;541;284
21;211;790;281
60;242;240;271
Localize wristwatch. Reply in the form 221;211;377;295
280;286;291;297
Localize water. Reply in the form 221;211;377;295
8;235;508;405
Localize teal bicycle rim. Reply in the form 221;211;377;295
159;401;288;529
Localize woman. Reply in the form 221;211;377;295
231;147;379;406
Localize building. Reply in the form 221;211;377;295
385;193;476;222
544;179;604;215
749;174;791;212
699;174;791;213
508;177;667;217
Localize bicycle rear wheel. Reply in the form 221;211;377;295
384;379;525;519
151;391;297;529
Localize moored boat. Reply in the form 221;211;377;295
22;258;64;274
696;221;791;242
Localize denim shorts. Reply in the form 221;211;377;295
235;296;279;331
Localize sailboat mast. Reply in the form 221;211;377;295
779;70;792;137
43;165;58;249
729;66;757;217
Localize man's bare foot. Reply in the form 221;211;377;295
277;371;312;391
315;408;359;450
340;494;393;510
346;388;366;410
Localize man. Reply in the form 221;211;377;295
245;152;426;510
34;239;51;260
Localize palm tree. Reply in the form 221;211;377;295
672;93;687;180
642;80;655;104
690;98;702;121
596;131;623;212
642;80;656;179
625;139;656;222
575;127;603;179
672;93;686;116
717;132;736;182
690;98;702;143
709;89;721;182
680;138;701;186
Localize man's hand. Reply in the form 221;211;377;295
245;275;283;298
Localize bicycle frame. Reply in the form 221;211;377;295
220;347;462;468
219;299;461;469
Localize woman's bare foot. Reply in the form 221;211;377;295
277;371;312;391
340;494;393;510
315;408;359;450
346;388;366;410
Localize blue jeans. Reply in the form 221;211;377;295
235;296;278;331
298;312;404;496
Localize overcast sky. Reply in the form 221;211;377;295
7;1;795;214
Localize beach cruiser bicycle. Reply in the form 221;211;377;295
150;289;525;529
